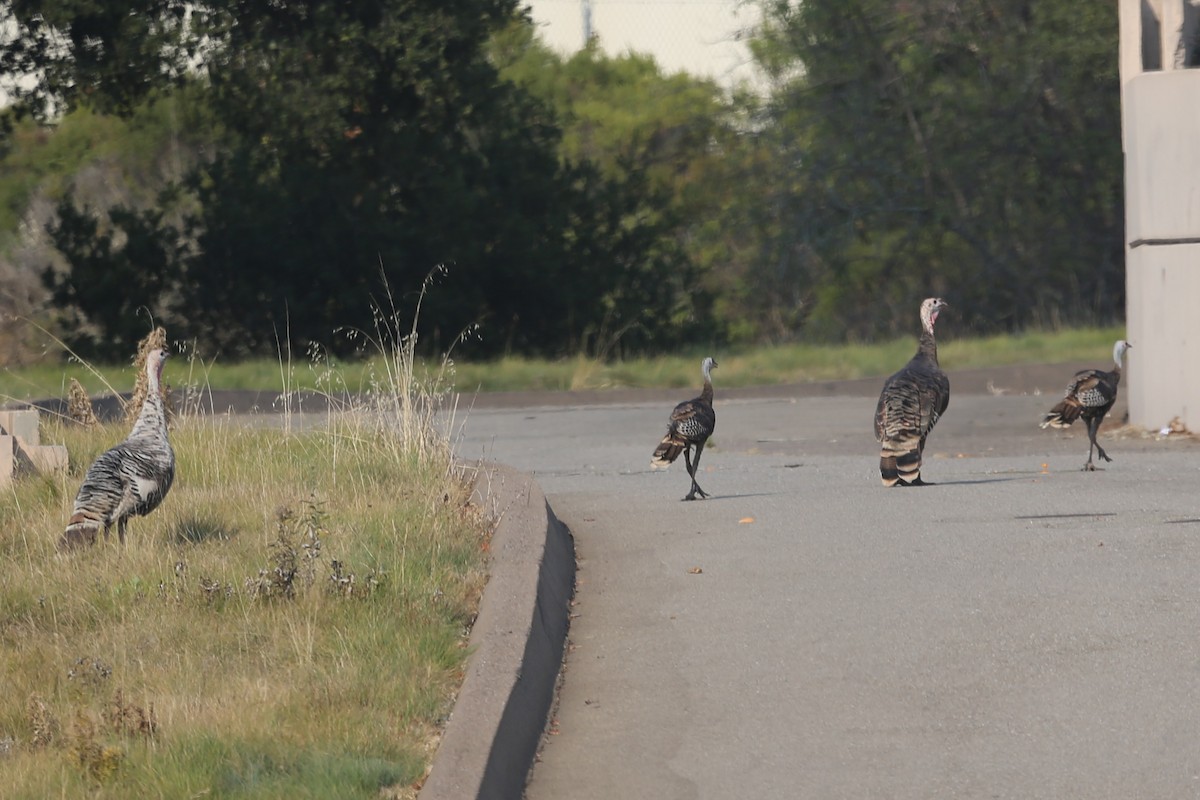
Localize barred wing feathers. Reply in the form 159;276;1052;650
1040;369;1119;429
652;398;716;467
875;362;950;487
67;442;175;537
874;297;949;487
1038;340;1129;472
652;356;717;501
61;347;175;548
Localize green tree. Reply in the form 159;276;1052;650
494;25;785;347
752;0;1124;338
0;0;192;118
43;199;186;356
5;0;703;358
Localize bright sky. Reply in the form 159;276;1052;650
524;0;765;88
0;3;767;107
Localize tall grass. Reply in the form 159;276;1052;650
0;296;486;797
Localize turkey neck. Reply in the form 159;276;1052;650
916;323;939;367
700;368;714;405
1102;357;1122;387
130;359;168;439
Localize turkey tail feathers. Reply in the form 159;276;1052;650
879;455;900;488
1040;400;1081;429
652;436;685;468
895;448;923;484
60;516;102;550
879;436;922;487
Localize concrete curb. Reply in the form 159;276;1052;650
419;462;574;800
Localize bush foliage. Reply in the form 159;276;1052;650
0;0;1125;361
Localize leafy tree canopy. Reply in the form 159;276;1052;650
751;0;1124;339
4;0;705;359
1;0;1130;360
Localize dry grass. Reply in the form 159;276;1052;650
123;326;168;424
0;288;489;798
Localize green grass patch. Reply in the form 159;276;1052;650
0;412;487;798
0;295;488;799
0;326;1125;403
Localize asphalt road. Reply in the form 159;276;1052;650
454;382;1200;799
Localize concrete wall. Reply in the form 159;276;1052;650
1126;243;1200;429
1119;0;1200;431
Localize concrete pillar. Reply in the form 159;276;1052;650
1120;0;1200;432
1162;0;1185;69
0;435;13;489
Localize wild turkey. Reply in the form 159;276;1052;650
651;357;717;501
874;298;950;487
1040;339;1131;471
60;348;175;549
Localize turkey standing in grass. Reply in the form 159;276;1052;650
1040;340;1131;471
652;357;717;501
874;298;950;487
60;348;175;549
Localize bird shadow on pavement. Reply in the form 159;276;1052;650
1013;512;1116;520
687;492;783;502
923;475;1029;486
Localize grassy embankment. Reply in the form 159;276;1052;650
0;330;488;798
0;317;1128;795
0;325;1126;403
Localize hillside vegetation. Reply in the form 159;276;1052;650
0;0;1124;365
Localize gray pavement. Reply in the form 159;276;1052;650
453;384;1200;799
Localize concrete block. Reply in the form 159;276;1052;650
0;434;13;488
21;445;68;475
0;409;41;445
1123;71;1200;242
0;410;68;483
